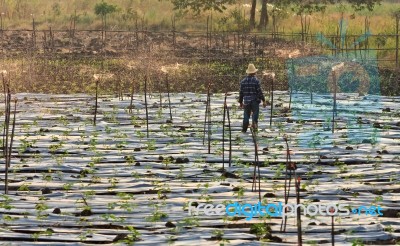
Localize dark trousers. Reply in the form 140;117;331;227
242;100;260;132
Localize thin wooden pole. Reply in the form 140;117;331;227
94;80;99;126
270;76;274;127
4;89;10;165
144;74;149;138
4;94;11;194
310;80;313;104
332;71;337;133
207;84;211;154
166;74;172;122
296;176;302;246
280;137;294;232
226;104;232;167
222;93;227;170
129;77;135;114
2;73;7;157
159;74;162;108
203;86;210;145
250;128;261;202
331;215;335;246
289;59;295;110
7;99;16;169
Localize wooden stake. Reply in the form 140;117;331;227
203;86;210;145
289;59;295;110
226;104;232;167
332;71;337;133
3;93;10;194
158;73;162;109
144;74;149;138
280;136;294;232
4;89;10;165
250;127;261;202
166;74;172;122
129;77;135;114
7;98;16;170
222;93;227;170
2;73;6;157
270;76;274;127
295;176;302;246
331;215;335;246
94;80;99;126
207;85;211;154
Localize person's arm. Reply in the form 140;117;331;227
256;80;267;107
239;82;244;108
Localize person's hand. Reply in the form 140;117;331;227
239;103;243;109
262;101;267;108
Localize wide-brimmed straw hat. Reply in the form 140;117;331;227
246;64;258;74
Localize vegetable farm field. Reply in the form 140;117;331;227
1;0;400;245
0;91;399;245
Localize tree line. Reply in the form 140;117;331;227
161;0;382;30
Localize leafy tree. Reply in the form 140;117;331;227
270;0;381;14
162;0;237;15
268;0;381;40
94;1;118;30
164;0;381;31
346;0;382;11
52;2;61;16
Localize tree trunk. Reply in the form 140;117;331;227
250;0;257;29
259;0;268;30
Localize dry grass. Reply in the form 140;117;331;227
0;1;399;34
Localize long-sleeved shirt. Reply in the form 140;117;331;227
239;76;265;105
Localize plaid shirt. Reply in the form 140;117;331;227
239;76;265;105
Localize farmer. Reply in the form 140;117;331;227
239;64;267;133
